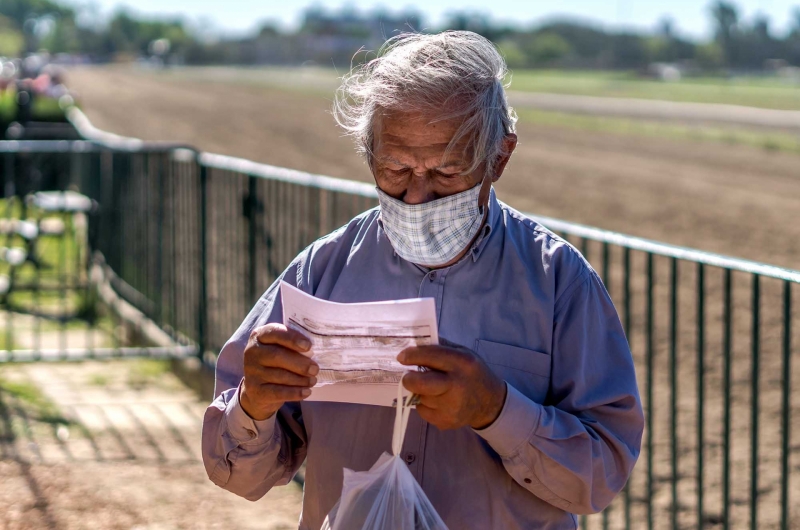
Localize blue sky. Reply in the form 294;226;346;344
73;0;800;40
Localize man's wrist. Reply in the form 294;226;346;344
470;379;508;430
239;381;278;421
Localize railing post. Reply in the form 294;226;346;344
156;152;165;326
750;274;760;530
722;269;732;530
780;281;791;530
670;257;679;530
198;157;208;361
248;175;258;305
646;252;655;530
697;263;705;529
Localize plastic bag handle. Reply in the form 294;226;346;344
392;376;413;456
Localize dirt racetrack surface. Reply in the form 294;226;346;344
66;66;799;271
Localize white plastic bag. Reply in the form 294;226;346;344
321;380;448;530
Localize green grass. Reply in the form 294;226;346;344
0;375;71;425
0;198;86;313
517;107;800;154
127;359;170;390
157;66;800;110
0;88;68;125
0;90;15;123
88;373;109;386
508;70;800;110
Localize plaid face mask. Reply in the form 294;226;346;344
376;182;484;267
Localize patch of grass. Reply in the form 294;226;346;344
88;373;109;386
508;70;800;110
127;358;170;390
0;376;70;425
31;95;67;122
0;89;15;123
157;66;800;110
517;108;800;155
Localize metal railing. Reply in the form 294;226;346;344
0;108;795;529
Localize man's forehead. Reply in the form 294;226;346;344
373;110;471;152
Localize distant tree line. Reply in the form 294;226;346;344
1;0;800;72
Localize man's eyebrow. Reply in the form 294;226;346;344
435;161;467;170
377;155;407;166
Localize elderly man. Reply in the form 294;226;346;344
203;31;643;529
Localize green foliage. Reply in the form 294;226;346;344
0;0;72;28
106;10;192;56
695;42;725;70
0;14;23;56
523;33;572;67
38;15;81;53
0;90;13;122
496;40;527;69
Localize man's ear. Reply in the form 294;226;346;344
492;133;518;182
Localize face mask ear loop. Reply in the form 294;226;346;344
477;170;492;216
392;375;413;457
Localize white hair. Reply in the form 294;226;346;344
333;31;518;177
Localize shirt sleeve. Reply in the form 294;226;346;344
476;270;644;515
201;257;309;501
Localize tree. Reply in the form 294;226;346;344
523;32;572;67
710;1;740;66
495;39;526;69
790;8;800;38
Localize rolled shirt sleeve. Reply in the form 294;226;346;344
201;257;309;502
202;381;289;501
476;270;644;515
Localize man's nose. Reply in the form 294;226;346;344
403;173;436;205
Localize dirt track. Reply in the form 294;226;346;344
65;65;800;271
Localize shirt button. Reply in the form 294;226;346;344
246;429;256;439
404;452;416;464
524;478;532;484
429;272;436;281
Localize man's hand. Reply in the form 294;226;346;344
397;340;507;430
240;323;319;421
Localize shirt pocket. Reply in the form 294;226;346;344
475;339;551;404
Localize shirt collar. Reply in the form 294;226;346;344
469;187;500;262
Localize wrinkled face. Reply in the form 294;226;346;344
371;110;484;205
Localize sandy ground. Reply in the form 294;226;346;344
0;359;302;530
65;66;800;271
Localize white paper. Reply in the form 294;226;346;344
280;281;438;407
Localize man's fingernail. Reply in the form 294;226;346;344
301;388;312;397
307;364;319;376
397;352;406;363
309;376;317;386
298;339;311;350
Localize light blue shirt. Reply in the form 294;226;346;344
202;189;644;530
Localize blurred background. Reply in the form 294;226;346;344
0;1;799;529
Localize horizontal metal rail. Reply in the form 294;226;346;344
5;136;799;285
